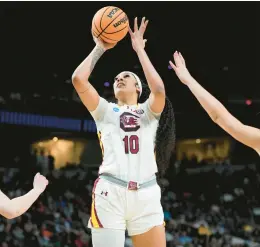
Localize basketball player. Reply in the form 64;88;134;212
72;17;175;247
0;173;48;219
170;51;260;154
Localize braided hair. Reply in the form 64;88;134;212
138;83;176;177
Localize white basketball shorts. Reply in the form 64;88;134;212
88;177;164;236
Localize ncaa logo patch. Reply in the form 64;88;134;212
113;107;119;112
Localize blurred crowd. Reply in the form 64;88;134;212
0;154;260;247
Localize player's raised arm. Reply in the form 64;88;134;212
72;37;116;112
169;51;260;154
0;173;48;219
129;17;165;114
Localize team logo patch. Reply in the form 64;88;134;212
113;107;119;112
120;112;140;132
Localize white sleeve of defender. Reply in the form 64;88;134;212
89;97;109;123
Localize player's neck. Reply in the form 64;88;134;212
117;96;138;106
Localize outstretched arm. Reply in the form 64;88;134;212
129;17;165;114
170;51;260;154
0;173;48;219
72;37;115;112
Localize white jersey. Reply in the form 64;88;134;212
90;97;161;183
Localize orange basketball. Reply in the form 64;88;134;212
92;6;129;44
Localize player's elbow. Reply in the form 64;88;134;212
71;73;82;86
0;206;19;219
211;112;219;123
152;85;165;97
209;107;224;123
4;213;17;219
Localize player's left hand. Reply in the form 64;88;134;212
129;17;148;53
92;34;117;51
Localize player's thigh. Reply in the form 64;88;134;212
89;178;126;229
92;228;125;247
127;184;164;236
131;225;166;247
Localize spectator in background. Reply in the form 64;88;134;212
47;152;55;173
37;150;49;176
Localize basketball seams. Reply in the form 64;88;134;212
99;34;119;42
102;14;128;34
92;6;129;43
102;24;128;35
93;24;119;42
99;6;111;33
95;19;128;36
92;19;100;34
101;9;124;31
94;21;102;36
97;11;124;38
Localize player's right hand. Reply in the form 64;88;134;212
92;33;117;51
128;17;148;53
169;51;193;85
33;173;49;193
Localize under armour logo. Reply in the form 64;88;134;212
101;191;108;196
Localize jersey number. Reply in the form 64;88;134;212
123;135;139;154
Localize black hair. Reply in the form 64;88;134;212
138;83;176;177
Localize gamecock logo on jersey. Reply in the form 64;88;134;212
120;112;140;132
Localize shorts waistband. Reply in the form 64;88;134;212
99;173;157;191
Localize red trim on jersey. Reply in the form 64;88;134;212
91;178;103;228
93;177;100;192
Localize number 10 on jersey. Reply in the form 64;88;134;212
123;135;139;154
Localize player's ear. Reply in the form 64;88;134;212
135;83;140;93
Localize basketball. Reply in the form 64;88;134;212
92;6;129;44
